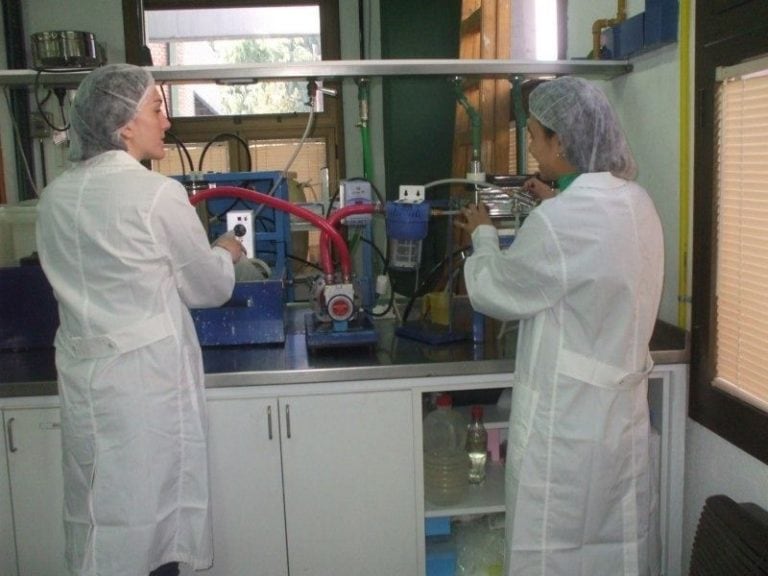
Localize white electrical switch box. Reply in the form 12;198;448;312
398;185;425;203
338;179;373;226
226;210;254;257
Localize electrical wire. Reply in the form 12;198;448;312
164;131;194;176
198;132;253;173
32;69;77;132
3;88;40;198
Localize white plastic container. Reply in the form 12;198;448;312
423;393;468;506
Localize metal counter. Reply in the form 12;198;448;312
0;305;688;398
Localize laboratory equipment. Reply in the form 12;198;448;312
178;172;293;346
30;31;105;70
187;184;379;350
385;198;430;271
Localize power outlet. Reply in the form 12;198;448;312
226;210;254;258
398;185;425;203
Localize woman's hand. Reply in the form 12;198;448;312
213;232;247;263
523;174;556;201
454;202;492;236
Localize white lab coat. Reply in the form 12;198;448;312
35;151;235;576
464;173;663;576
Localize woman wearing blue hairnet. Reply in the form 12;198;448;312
36;64;244;576
456;76;663;576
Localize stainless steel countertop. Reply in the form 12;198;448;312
0;304;689;398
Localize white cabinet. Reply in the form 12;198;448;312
195;388;421;576
280;391;418;575
203;396;288;576
2;407;67;576
1;388;419;576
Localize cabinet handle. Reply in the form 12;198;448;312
7;417;17;453
267;405;273;440
39;422;61;430
285;404;291;439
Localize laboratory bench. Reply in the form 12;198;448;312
0;302;688;396
0;306;689;576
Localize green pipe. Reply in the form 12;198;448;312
512;76;527;175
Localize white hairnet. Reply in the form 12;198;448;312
529;76;637;180
69;64;155;161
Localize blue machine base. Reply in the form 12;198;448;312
304;313;377;350
395;321;470;345
192;279;286;346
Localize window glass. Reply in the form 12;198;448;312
145;6;321;116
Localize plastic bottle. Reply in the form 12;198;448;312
423;393;468;506
466;405;488;484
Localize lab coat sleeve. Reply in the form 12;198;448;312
150;180;236;308
463;213;566;321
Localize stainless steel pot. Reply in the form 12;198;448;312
30;31;104;70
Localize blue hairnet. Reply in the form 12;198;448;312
528;76;637;180
69;64;155;161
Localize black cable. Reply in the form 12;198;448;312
288;254;323;272
165;131;194;175
33;70;70;131
198;132;253;173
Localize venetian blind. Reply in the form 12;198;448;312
714;61;768;412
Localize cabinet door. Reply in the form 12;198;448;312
203;396;288;576
281;390;418;576
5;407;67;576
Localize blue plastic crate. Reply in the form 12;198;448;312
645;0;679;48
612;13;645;59
426;538;456;576
425;516;452;537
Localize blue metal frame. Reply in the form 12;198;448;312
175;170;295;301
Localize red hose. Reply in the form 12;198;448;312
189;186;350;280
319;204;381;277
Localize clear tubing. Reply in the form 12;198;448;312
189;186;351;281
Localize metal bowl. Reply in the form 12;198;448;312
30;30;103;70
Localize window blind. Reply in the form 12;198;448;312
714;69;768;412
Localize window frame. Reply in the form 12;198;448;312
691;0;768;465
121;0;344;190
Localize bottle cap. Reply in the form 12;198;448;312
471;405;484;419
436;393;453;408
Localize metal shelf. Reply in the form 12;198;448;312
0;58;632;88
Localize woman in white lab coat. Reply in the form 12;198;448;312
456;76;664;576
36;64;245;576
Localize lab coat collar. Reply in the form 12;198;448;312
568;172;628;190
